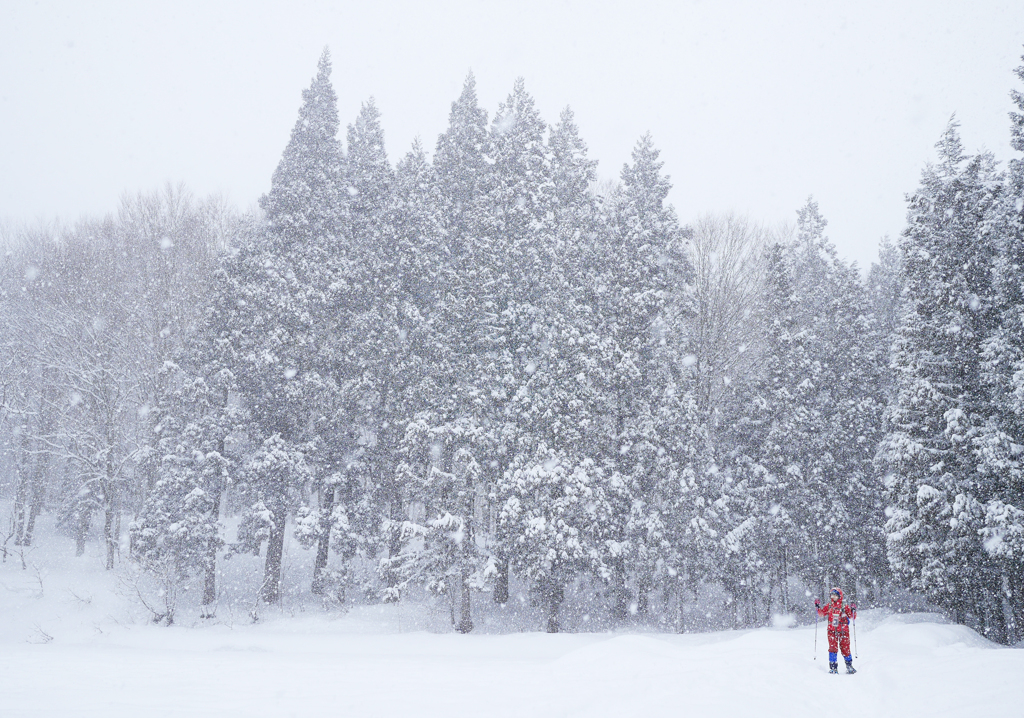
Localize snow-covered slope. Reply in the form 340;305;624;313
1;552;1020;718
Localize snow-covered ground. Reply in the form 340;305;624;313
1;526;1021;717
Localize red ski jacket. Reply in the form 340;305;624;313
816;588;856;634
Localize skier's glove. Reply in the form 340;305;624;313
850;602;857;611
814;598;820;608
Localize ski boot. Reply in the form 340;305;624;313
829;662;838;674
845;662;857;675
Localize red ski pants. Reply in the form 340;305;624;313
827;629;851;657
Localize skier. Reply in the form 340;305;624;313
815;587;857;674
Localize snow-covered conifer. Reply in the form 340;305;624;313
588;134;686;619
259;48;344;247
131;356;240;619
495;447;606;632
387;415;489;631
974;55;1024;641
345;97;393;252
223;49;344;601
881;120;1003;633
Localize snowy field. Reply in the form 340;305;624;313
2;544;1021;718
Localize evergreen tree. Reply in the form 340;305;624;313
431;72;492;448
341;100;423;596
590;134;685;619
482;78;559;609
377;141;496;623
496;447;607;632
387;414;489;632
789;199;887;596
225;48;344;602
345;97;393;250
235;433;313;604
434;71;491;251
976;54;1024;642
646;381;711;627
130;356;239;621
549;107;598;228
867;237;903;356
260;49;344;247
880;120;1004;634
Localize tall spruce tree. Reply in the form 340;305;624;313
789;199;886;598
344;97;393;267
880;119;1004;635
976;54;1024;642
260;50;344;248
592;134;685;619
484;78;559;612
434;72;491;252
226;48;344;602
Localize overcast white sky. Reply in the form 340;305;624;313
1;1;1022;269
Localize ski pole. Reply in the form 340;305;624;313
814;605;818;660
853;617;858;659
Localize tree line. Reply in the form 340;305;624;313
1;49;1022;641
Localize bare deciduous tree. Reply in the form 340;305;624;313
686;213;769;434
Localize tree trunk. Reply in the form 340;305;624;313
380;482;405;600
12;433;31;545
456;569;474;633
203;432;227;607
988;582;1008;645
545;579;563;633
443;583;454;627
262;508;286;603
494;556;509;605
1006;572;1022;645
779;546;789;614
103;503;116;570
75;504;90;557
102;447;121;570
611;560;630;621
202;548;217;607
12;472;29;546
21;451;48;547
103;470;122;571
636;571;652;619
23;501;41;547
311;483;335;595
115;506;122;555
